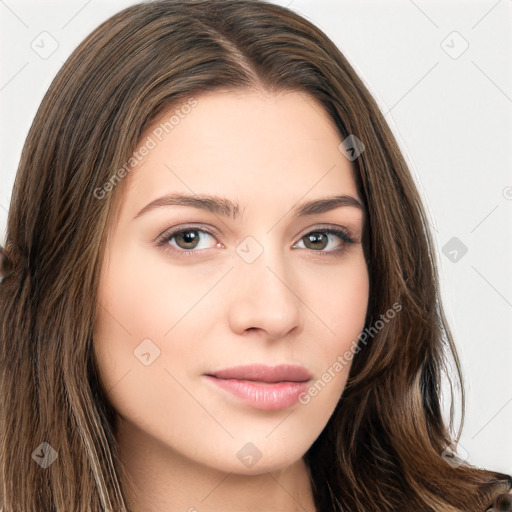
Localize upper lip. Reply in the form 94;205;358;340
205;364;312;383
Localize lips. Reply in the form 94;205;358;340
203;364;313;411
205;364;312;383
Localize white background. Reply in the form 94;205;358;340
0;0;511;474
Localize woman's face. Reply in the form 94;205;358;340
94;89;369;475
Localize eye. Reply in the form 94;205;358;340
155;224;355;258
293;227;354;255
156;225;219;256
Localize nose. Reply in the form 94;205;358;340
227;244;303;341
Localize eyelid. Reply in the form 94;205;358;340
295;223;356;243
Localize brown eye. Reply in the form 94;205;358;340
303;232;329;250
295;228;354;253
174;229;201;250
156;226;219;255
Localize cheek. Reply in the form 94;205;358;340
93;240;212;394
308;253;369;345
95;234;216;350
304;254;369;389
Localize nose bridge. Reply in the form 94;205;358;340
228;234;302;338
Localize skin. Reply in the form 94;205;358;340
94;89;369;512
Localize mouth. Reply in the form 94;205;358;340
203;364;312;411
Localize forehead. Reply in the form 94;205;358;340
119;90;361;221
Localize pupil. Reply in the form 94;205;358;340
178;230;198;249
306;232;326;250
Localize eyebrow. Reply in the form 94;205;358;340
133;192;365;220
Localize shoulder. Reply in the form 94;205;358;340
484;487;512;511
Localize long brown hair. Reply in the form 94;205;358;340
1;1;510;510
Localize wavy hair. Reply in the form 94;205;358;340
1;1;510;510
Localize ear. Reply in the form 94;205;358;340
0;245;14;282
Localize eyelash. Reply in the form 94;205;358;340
155;224;355;259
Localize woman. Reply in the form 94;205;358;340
0;1;510;510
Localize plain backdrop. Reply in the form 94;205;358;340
0;0;511;473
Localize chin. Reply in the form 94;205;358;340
203;438;310;476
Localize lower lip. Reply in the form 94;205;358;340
204;376;310;411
